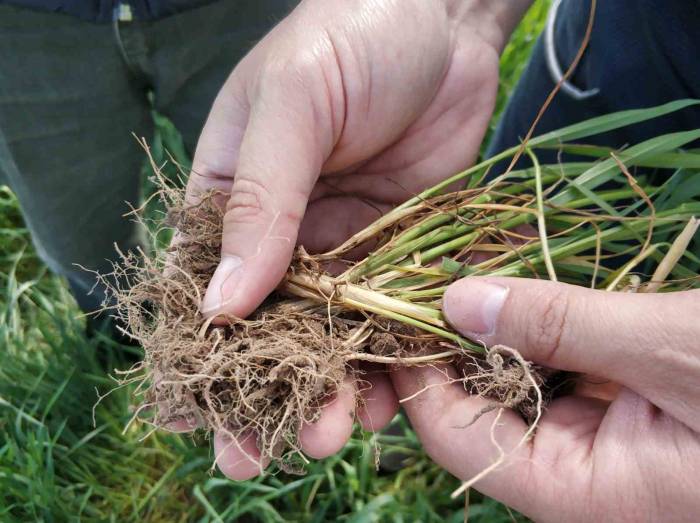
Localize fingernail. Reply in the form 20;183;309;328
200;255;243;316
443;279;508;338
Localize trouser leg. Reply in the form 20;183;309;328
488;0;700;165
0;6;152;312
146;0;297;153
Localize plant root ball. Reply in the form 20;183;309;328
105;183;551;472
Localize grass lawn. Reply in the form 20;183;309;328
0;3;549;521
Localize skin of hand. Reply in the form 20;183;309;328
391;277;700;522
180;0;531;479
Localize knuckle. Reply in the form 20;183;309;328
258;54;316;94
526;288;571;364
257;57;288;87
255;33;336;100
225;176;271;225
225;176;305;228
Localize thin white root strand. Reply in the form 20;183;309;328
451;345;543;499
452;408;506;499
399;377;463;404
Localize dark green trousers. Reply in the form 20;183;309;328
0;0;293;311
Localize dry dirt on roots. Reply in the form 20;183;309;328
103;184;547;471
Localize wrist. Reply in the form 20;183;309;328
444;0;533;52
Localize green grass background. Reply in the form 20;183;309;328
0;4;549;521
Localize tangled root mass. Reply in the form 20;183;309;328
104;182;545;471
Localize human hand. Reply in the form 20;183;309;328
180;0;531;479
392;277;700;521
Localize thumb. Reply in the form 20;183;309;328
199;73;331;320
442;277;700;424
